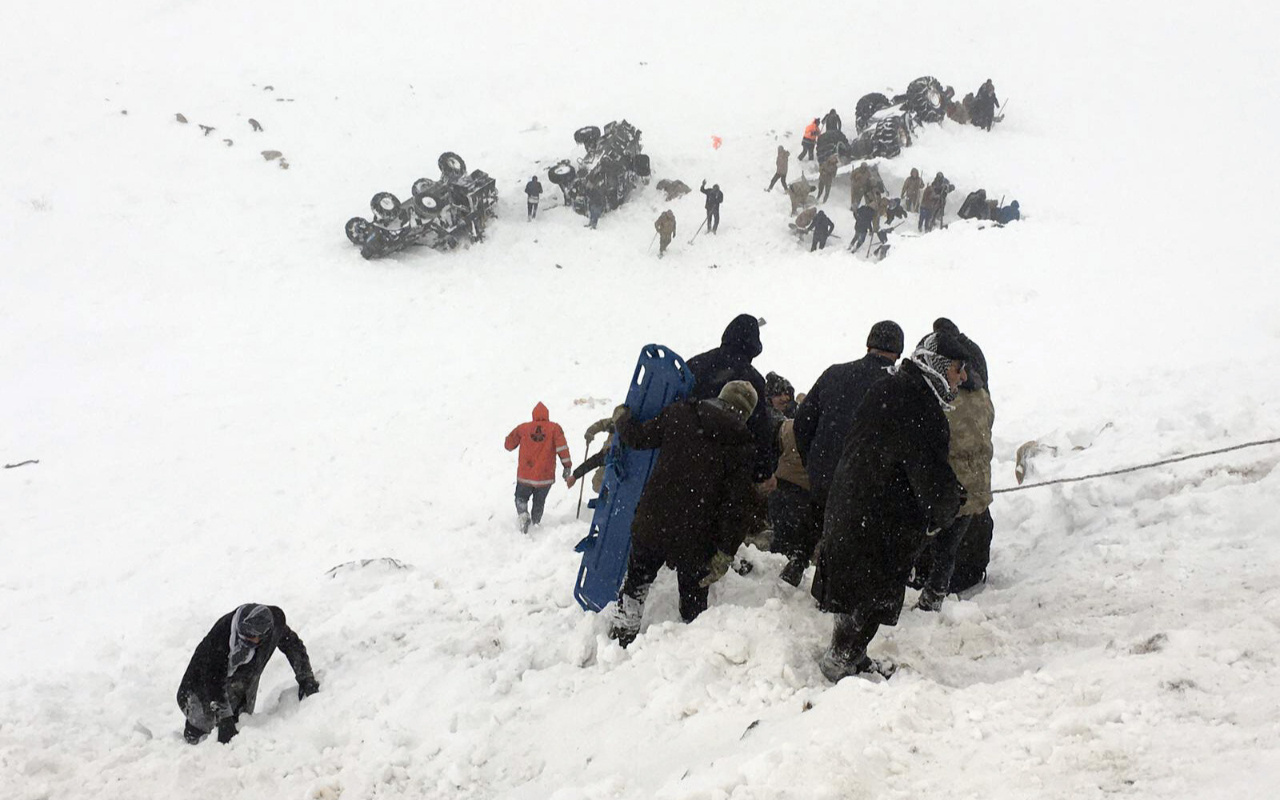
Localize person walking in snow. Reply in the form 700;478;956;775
177;603;319;744
700;180;723;235
787;321;903;587
817;154;838;204
607;382;758;646
767;145;790;192
849;204;879;252
822;108;842;133
971;79;1000;131
655;209;677;258
901;168;924;213
805;209;836;251
686;314;778;489
800;118;820;161
811;332;968;681
504;403;572;533
525;175;543;220
913;319;994;612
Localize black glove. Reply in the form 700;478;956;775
298;675;320;700
217;719;238;744
183;721;205;745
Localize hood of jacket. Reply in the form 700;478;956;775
694;399;753;442
719;314;763;359
910;167;920;178
532;402;549;421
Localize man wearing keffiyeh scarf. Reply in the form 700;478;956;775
177;603;319;744
810;330;969;682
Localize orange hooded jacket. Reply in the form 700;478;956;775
504;402;571;487
803;120;820;142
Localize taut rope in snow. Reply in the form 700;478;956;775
992;436;1280;494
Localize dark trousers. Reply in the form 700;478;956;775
527;198;539;219
851;226;870;251
924;514;974;594
811;232;830;251
588;204;603;228
619;542;710;623
514;483;551;524
799;139;816;160
817;177;831;203
767;172;789;191
768;481;818;558
705;207;720;233
829;610;881;663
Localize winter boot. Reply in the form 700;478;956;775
518;511;531;535
608;593;644;648
916;586;946;612
778;554;807;587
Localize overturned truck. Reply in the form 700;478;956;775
344;152;497;259
546;120;651;217
814;76;950;166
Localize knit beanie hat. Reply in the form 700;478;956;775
866;320;905;354
718;380;758;419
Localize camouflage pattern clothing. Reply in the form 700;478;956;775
788;175;815;215
900;168;924;213
947;387;995;515
849;162;872;209
655;210;677;256
817;155;838;203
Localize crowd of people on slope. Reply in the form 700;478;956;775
504;313;995;683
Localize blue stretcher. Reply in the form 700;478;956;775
572;344;694;612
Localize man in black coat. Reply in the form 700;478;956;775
699;180;724;234
811;331;969;681
785;321;902;586
686;314;777;485
805;210;835;251
177;604;319;744
524;175;543;220
607;381;758;647
822;108;842;132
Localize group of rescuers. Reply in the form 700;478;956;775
504;313;994;682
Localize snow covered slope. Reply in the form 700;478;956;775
2;2;1279;798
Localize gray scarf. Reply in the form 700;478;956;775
227;604;271;677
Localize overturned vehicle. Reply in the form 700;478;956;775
546;120;651;217
814;76;949;165
344;152;497;259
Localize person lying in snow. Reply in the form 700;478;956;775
177;603;318;744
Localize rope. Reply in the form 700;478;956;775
992;436;1280;494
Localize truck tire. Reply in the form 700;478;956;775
438;152;466;178
573;125;602;148
548;162;576;185
904;77;945;124
345;217;371;245
632;153;651;177
855;92;891;132
370;192;401;220
412;177;437;197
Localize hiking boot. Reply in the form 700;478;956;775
916;586;946;612
778;555;807;587
518;512;531;534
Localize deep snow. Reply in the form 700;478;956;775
3;2;1280;798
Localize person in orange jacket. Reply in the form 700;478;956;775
504;402;572;533
799;118;820;161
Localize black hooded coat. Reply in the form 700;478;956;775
617;398;756;569
811;361;964;624
686;315;777;481
792;351;896;502
177;606;315;724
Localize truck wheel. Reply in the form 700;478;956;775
413;191;444;215
412;177;437;197
632;153;651;177
904;77;945;124
548;162;576;185
345;217;371;245
855;92;892;132
438;152;466;177
573;125;602;147
370;192;401;220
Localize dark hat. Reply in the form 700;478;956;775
718;381;758;418
237;604;274;638
765;371;794;398
932;317;960;336
930;330;970;362
866;320;904;354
